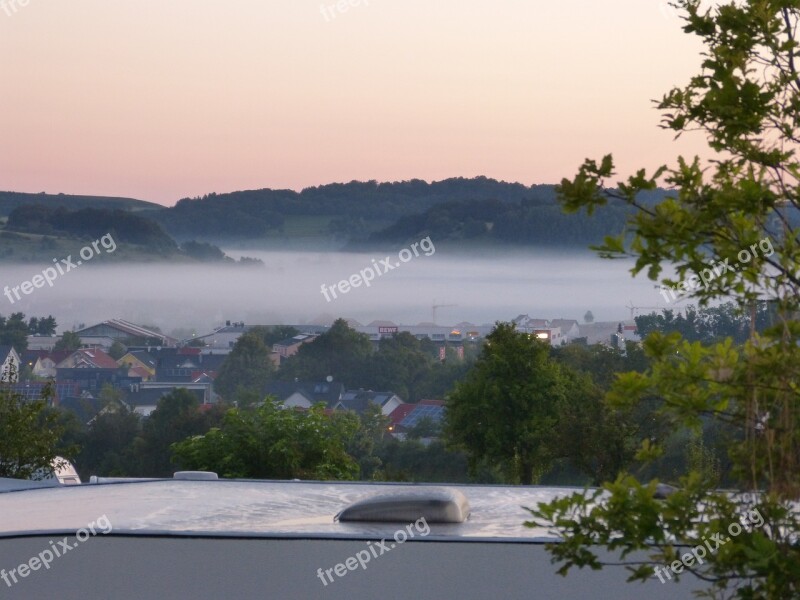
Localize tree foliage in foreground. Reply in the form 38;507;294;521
528;2;800;598
0;380;74;479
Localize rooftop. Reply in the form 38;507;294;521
0;479;573;541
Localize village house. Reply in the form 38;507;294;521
0;346;21;383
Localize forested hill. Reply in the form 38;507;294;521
7;205;177;251
0;191;159;217
368;197;635;247
1;178;675;249
151;178;670;246
150;177;539;240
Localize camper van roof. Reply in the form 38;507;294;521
0;478;573;541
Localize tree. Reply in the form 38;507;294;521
363;332;437;401
376;438;471;483
26;316;57;336
34;315;57;335
552;341;649;390
529;2;800;597
445;323;577;484
583;310;594;323
279;319;373;385
248;325;300;348
76;403;140;478
180;240;228;262
346;403;390;480
108;341;127;360
171;401;359;480
633;302;772;345
0;313;31;353
214;331;274;400
0;379;75;479
54;331;82;352
405;416;441;440
132;389;224;477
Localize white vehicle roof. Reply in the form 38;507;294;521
0;478;568;540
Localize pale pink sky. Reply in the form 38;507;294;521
0;0;709;206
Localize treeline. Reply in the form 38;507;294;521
8;181;798;251
2;178;676;249
3;206;262;264
214;320;476;404
154;177;536;238
634;302;774;345
0;191;158;217
7;205;177;251
369;197;637;246
0;312;57;353
151;178;673;247
47;388;469;483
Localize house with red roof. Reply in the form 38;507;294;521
57;348;120;370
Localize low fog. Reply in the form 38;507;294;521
1;248;679;335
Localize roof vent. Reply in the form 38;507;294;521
173;471;218;481
336;487;470;523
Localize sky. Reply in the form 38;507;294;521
1;0;710;206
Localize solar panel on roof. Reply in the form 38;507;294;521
400;404;446;427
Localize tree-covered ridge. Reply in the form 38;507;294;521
1;206;262;264
7;178;797;250
1;178;679;248
6;205;177;251
367;197;635;246
151;177;536;240
0;191;160;217
151;178;677;246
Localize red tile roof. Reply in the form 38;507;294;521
388;403;416;425
71;349;119;369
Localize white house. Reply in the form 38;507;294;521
0;346;21;383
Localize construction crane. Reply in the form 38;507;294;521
625;301;666;320
432;301;457;325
